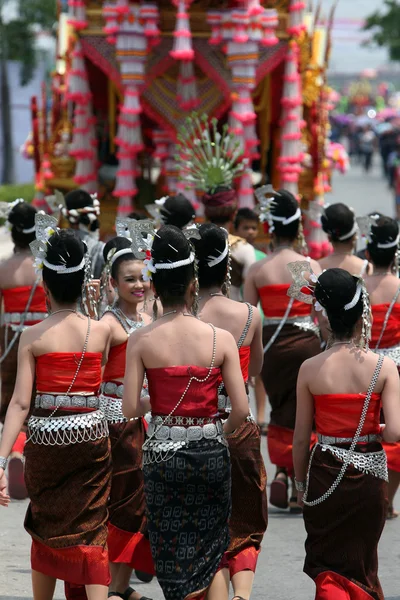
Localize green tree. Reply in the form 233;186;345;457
0;0;56;184
363;0;400;62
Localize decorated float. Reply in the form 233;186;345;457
24;0;340;257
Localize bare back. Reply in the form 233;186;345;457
22;313;111;363
198;296;257;347
365;273;400;306
319;254;369;277
134;315;235;370
0;253;38;290
249;248;321;288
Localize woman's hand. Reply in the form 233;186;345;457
0;469;10;507
297;490;304;508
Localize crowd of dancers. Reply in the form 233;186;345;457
1;167;400;600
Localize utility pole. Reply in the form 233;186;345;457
0;0;15;184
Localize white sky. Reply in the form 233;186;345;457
319;0;389;74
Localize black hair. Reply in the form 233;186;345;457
193;223;227;289
160;194;195;229
103;236;138;280
64;189;100;232
151;225;194;306
367;216;399;268
8;201;37;248
270;189;300;240
234;208;259;231
315;268;364;339
42;230;85;304
321;203;356;242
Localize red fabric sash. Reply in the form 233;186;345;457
107;523;155;574
315;571;377;599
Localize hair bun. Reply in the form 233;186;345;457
321;203;355;241
315;268;358;312
370;216;399;245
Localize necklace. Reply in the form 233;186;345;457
117;306;142;327
49;309;77;317
159;309;177;319
107;306;144;335
369;271;392;277
331;251;354;257
209;292;224;298
330;341;352;348
274;244;293;252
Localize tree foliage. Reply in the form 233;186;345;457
2;0;56;85
364;0;400;62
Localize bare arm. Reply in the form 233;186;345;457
249;307;263;377
220;330;250;433
122;331;150;419
243;266;259;307
0;331;35;506
381;357;400;442
293;361;314;501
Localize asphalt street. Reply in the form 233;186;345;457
1;161;400;599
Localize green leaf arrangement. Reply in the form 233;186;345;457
176;113;247;194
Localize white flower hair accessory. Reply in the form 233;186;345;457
142;252;156;282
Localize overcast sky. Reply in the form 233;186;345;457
320;0;389;74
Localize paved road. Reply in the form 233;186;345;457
1;162;400;600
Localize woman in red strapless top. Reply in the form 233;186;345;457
244;189;322;512
365;215;400;519
122;225;249;600
193;223;267;600
0;226;112;600
100;236;154;600
0;201;47;500
293;267;400;600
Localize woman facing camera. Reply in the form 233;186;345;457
122;224;249;600
0;218;112;600
292;266;400;600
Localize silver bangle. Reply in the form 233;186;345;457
0;456;8;471
295;478;305;492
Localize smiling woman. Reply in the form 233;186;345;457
99;235;154;600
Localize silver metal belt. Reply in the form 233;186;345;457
218;394;254;421
27;409;108;446
319;444;388;482
35;393;100;410
318;433;380;445
102;381;124;398
101;381;148;423
264;315;320;336
375;344;400;367
146;419;223;442
2;311;47;325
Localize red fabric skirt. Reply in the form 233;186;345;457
24;427;111;586
382;441;400;472
267;424;317;475
108;417;154;574
304;444;386;600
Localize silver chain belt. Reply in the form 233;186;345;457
27;409;108;446
2;311;47;325
318;433;380;445
143;419;227;465
320;444;388;482
100;381;148;423
35;393;100;410
375;344;400;366
264;315;320;335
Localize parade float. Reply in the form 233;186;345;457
24;0;341;256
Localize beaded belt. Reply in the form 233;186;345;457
319;444;388;482
318;433;380;445
27;409;108;446
35;393;100;410
375;344;400;367
3;312;47;325
264;315;320;337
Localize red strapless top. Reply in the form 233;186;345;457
3;285;46;323
36;352;102;394
371;304;400;349
258;284;311;318
147;366;220;417
239;346;251;382
103;341;127;382
313;393;381;438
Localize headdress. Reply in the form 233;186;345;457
44;189;66;217
287;261;371;349
62;192;100;224
0;198;36;234
255;185;301;233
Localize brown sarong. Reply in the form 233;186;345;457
303;444;387;600
224;420;268;576
262;324;320;471
107;417;154;574
24;421;112;586
0;326;19;422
